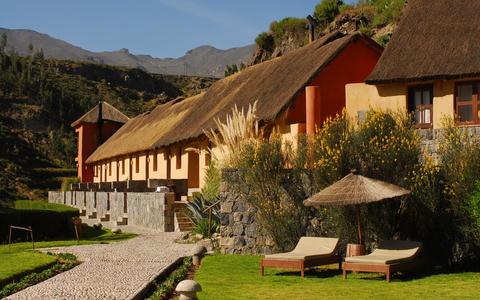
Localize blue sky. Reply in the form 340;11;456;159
0;0;356;58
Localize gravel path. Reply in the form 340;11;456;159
7;230;193;300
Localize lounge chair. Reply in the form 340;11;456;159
260;237;341;278
343;240;423;282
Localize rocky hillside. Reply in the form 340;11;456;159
250;0;404;65
0;28;255;78
0;48;216;203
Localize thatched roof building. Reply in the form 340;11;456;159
367;0;480;84
71;101;130;127
87;32;380;163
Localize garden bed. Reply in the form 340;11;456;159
0;252;78;298
146;257;195;300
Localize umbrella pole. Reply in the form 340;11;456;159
355;205;363;245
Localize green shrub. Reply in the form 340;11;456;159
60;177;79;191
186;194;220;238
148;257;192;300
375;32;393;47
255;32;275;51
468;181;480;233
269;17;307;47
230;134;313;251
313;0;344;26
369;0;406;27
201;162;221;202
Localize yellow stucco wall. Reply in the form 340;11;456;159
346;83;408;119
129;153;147;181
346;81;459;129
432;80;455;128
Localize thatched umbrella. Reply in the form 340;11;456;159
303;171;410;245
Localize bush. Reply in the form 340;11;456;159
0;203;79;242
313;0;345;26
186;194;220;238
255;32;275;52
269;18;307;47
60;177;79;191
369;0;406;27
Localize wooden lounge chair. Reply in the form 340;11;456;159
343;240;423;282
260;237;341;278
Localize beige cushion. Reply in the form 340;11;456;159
265;237;339;261
345;240;422;265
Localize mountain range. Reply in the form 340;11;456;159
0;27;255;78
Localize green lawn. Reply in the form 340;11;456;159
195;255;480;300
0;226;136;284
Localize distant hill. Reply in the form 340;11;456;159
0;28;255;78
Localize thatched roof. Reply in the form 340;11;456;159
303;172;410;207
87;32;380;163
367;0;480;84
71;101;129;127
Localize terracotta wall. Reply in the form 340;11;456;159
75;121;124;183
285;39;382;128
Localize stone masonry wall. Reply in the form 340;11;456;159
219;170;274;254
48;191;175;232
419;126;480;159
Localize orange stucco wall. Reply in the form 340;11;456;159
285;39;382;128
75;121;123;183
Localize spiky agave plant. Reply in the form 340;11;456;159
204;100;262;167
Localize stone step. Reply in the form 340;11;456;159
100;213;110;222
79;208;87;217
116;216;128;226
87;211;97;219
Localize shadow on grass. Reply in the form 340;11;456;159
274;268;342;279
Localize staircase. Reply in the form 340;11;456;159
174;202;195;232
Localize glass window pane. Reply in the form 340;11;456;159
414;109;420;124
423;108;432;124
423;89;431;105
458;105;473;122
414;90;422;106
458;84;473;101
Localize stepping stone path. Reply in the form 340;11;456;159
7;230;193;300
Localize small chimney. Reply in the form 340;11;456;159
306;15;316;43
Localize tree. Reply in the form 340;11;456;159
0;33;6;54
224;64;239;77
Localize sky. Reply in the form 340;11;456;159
0;0;356;58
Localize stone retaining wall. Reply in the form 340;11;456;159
48;191;175;232
419;126;480;159
219;171;274;254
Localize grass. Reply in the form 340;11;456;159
13;200;78;212
195;255;480;300
0;226;136;284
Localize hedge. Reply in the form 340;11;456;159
0;209;79;242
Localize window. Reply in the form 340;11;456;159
153;152;158;172
176;147;182;169
456;82;480;124
108;162;112;176
94;165;98;177
121;159;125;175
135;155;140;173
408;85;433;128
